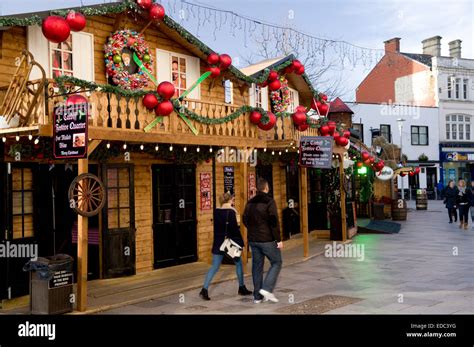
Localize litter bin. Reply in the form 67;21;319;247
23;254;74;315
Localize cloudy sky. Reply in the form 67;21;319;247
1;0;473;99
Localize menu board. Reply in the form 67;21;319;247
53;102;88;159
200;172;212;211
299;136;333;169
248;172;257;199
224;166;234;195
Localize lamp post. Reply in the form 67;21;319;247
397;118;406;199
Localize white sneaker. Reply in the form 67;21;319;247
259;289;279;303
253;299;262;304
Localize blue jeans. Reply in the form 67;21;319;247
203;254;244;290
249;241;282;300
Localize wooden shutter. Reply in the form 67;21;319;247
186;55;201;100
261;86;269;111
72;32;94;81
249;83;256;107
156;49;171;83
27;26;50;80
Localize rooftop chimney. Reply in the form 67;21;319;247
384;37;400;54
448;39;462;58
422;36;442;56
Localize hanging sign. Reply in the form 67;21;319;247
299;136;333;169
376;166;394;181
248;172;256;199
200;172;212;211
53;101;89;159
224;166;235;195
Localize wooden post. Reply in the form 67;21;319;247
77;158;88;312
299;166;309;257
240;155;248;268
339;155;347;242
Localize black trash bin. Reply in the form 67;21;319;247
23;254;74;315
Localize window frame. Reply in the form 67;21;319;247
411;125;429;146
49;36;74;78
380;124;391;143
170;53;189;98
352;123;364;141
446;114;472;141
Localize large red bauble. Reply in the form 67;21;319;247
409;171;415;177
157;81;175;100
333;131;341;141
208;66;221;78
364;158;372;165
357;162;363;168
249;111;262;125
219;54;232;69
361;152;370;161
66;11;86;32
268;79;281;91
400;172;406;177
66;94;88;105
415;167;420;174
327;121;337;135
155;100;174;116
149;4;165;21
267;70;278;82
292;60;302;70
258;112;276;131
343;130;351;139
42;16;71;44
292;111;307;126
207;53;220;65
283;65;295;75
336;136;349;147
369;156;375;164
319;125;330;136
296;105;307;113
137;0;153;10
318;102;329;116
143;93;159;110
295;65;305;75
320;93;328;101
298;123;309;132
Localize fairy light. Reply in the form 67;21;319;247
209;146;213;153
15;135;20;142
184;146;187;152
123;143;127;150
106;142;111;149
2;137;6;143
278;151;282;156
285;148;288;153
155;145;159;151
264;148;267;152
169;144;173;151
34;137;39;145
196;147;200;152
140;144;144;150
272;151;275;156
28;134;33;141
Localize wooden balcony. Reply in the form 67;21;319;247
0;78;316;148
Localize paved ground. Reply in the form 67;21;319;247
101;201;474;314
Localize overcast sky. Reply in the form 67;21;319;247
1;0;473;99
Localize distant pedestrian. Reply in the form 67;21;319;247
199;193;252;301
243;178;282;303
470;181;474;229
444;180;458;224
457;179;472;230
437;180;444;200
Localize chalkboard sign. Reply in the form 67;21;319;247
48;270;73;289
53;102;89;159
299;136;333;169
224;166;234;195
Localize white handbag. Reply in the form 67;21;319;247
219;210;243;258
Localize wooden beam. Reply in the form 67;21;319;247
87;139;102;157
239;156;248;268
77;158;88;312
140;21;153;35
339;156;347;242
0;32;3;60
112;12;127;32
299;166;309;257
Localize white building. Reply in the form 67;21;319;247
347;102;440;196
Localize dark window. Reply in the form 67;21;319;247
352;123;364;140
11;167;34;239
447;77;452;98
463;79;468;100
106;167;132;229
411;126;429;145
380;124;391;143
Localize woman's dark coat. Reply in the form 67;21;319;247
444;186;459;209
212;207;244;255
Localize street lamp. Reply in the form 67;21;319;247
397;118;406;199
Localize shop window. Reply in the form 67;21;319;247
411;126;428;145
11;167;34;239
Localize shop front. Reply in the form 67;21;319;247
440;144;474;184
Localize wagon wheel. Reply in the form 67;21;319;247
68;173;105;217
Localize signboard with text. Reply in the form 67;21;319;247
299;136;333;169
53;102;89;159
224;166;235;195
200;173;212;211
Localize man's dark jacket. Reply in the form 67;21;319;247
243;192;281;242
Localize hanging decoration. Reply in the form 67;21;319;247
270;76;290;113
66;11;87;32
257;112;276;131
104;30;154;90
137;0;153;10
143;93;159;110
148;3;165;21
42;16;71;44
205;52;232;78
249;111;262;125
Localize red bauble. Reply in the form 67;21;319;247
219;54;232;69
208;66;221;78
374;161;384;171
66;94;88;105
137;0;153;10
336;136;349;147
361;152;370;161
268;79;281;91
207;53;220;65
149;4;165;21
258;112;276;131
298;123;309;132
319;125;330;136
296;105;307;113
333;131;341;141
409;171;415;177
128;37;136;46
400;172;406;177
66;11;86;32
369;156;375;164
260;81;268;88
155;100;174;116
283;65;295;74
157;81;175;100
415;167;421;174
292;111;307;126
42;16;71;44
357;162;363;168
320;93;328;101
292;60;303;70
268;70;279;82
343;130;351;139
249;111;262;125
143;93;159;110
295;65;305;75
327;121;336;135
318;102;329;116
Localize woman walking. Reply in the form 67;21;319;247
444;180;458;224
199;193;252;300
456;179;472;230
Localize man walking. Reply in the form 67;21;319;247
243;178;283;303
